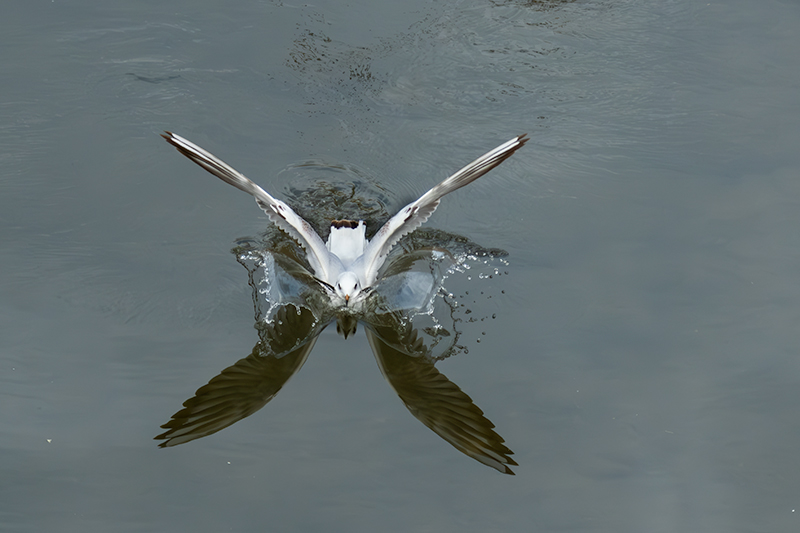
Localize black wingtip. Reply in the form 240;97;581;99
161;131;184;152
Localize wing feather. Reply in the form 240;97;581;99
357;134;528;285
162;132;332;280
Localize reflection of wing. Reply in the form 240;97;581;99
357;134;528;286
155;305;320;447
162;132;332;281
365;319;517;475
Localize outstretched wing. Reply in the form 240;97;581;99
357;134;528;286
162;132;332;281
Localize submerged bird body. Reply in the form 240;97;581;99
326;219;367;303
162;132;528;316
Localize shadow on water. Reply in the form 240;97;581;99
155;182;516;474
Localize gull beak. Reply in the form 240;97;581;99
345;295;350;304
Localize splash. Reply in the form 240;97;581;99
233;205;508;364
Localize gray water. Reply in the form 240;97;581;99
3;0;800;531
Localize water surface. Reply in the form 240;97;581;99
2;0;800;531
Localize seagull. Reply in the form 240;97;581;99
162;131;528;311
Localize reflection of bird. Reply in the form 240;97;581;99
365;310;517;475
155;300;516;474
162;131;527;312
155;304;319;447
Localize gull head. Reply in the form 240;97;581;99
334;271;362;306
